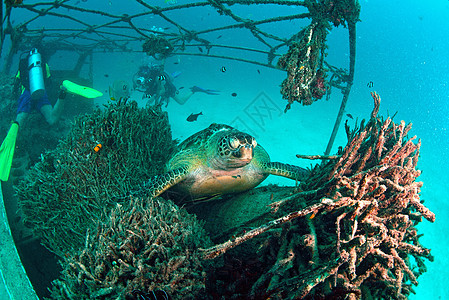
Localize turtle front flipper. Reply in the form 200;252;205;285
262;162;310;181
142;166;190;199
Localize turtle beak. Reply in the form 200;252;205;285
236;144;253;162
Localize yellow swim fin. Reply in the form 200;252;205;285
62;80;103;99
0;122;19;181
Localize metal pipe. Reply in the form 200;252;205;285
324;21;357;156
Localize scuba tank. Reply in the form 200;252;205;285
28;48;45;100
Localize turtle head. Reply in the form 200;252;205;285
216;132;257;168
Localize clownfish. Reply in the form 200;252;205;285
94;144;102;152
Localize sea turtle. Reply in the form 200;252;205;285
144;123;309;200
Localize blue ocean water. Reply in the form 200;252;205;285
354;2;449;298
2;0;448;298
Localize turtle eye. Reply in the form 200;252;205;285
252;138;257;148
229;136;240;149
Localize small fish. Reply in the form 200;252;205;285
346;113;353;119
231;92;237;97
232;175;241;179
104;74;109;77
178;86;184;90
221;66;226;72
94;144;102;152
367;81;374;88
109;80;130;99
173;61;179;65
217;35;222;39
187;112;203;122
198;47;203;53
158;75;166;81
257;69;260;74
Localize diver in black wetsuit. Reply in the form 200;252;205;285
133;64;220;106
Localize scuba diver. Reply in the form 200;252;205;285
0;47;102;181
14;48;67;127
0;47;67;181
133;62;219;106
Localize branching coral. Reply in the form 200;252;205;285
202;92;434;299
50;196;212;299
16;101;176;256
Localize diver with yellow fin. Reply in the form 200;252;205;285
0;47;102;181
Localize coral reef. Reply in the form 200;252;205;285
13;90;433;299
50;196;211;300
201;92;434;299
16;101;176;256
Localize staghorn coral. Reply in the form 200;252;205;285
201;92;434;299
50;196;212;299
16;101;176;256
